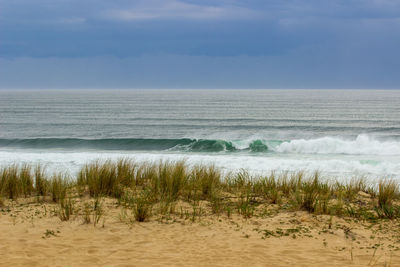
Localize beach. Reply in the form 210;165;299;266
1;196;399;266
2;0;400;264
1;160;400;266
1;89;400;266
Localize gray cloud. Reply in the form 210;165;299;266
1;0;399;88
103;0;258;21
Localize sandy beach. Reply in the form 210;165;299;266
1;196;399;267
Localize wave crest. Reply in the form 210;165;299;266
0;135;399;155
0;138;268;153
274;135;400;155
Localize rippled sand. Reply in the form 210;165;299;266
1;198;399;267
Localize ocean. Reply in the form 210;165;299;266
0;89;399;180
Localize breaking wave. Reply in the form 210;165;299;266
274;135;400;155
0;138;268;153
0;135;398;155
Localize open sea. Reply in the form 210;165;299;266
0;89;399;181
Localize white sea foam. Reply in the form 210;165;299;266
0;150;399;181
273;135;400;155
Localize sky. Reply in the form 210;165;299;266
0;0;399;89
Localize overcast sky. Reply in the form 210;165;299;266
1;0;399;89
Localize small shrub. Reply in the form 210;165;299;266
269;188;282;205
232;170;251;193
133;190;153;222
189;165;221;200
377;180;398;208
35;164;48;197
20;164;34;197
58;198;75;221
375;205;400;219
81;198;105;226
296;173;324;213
3;165;20;199
92;198;105;226
158;199;176;216
83;202;91;224
344;178;367;201
190;205;202;222
116;158;137;188
226;206;232;219
300;185;318;212
78;160;118;197
210;190;223;215
50;174;70;203
155;160;188;202
237;194;254;218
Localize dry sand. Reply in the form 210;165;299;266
1;198;399;267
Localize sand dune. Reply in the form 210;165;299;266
1;199;399;267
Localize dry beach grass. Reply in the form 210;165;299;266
1;159;400;266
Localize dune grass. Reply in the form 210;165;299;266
50;174;70;203
81;197;105;226
35;164;49;197
1;165;20;200
20;164;34;197
378;179;398;208
58;198;75;221
0;164;71;203
2;159;400;222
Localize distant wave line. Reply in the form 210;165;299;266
1;135;400;155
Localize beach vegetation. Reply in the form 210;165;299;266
377;180;397;208
58;197;75;221
1;165;20;200
131;190;153;222
82;197;105;226
20;164;34;197
35;164;49;197
1;159;400;224
50;173;70;203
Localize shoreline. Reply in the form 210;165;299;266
1;151;399;182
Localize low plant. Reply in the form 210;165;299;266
35;164;48;197
83;202;91;224
82;198;105;226
58;198;75;221
3;165;20;199
20;164;34;197
50;174;70;203
130;190;153;222
210;190;223;215
295;173;325;213
377;180;398;208
375;204;400;219
236;193;255;218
